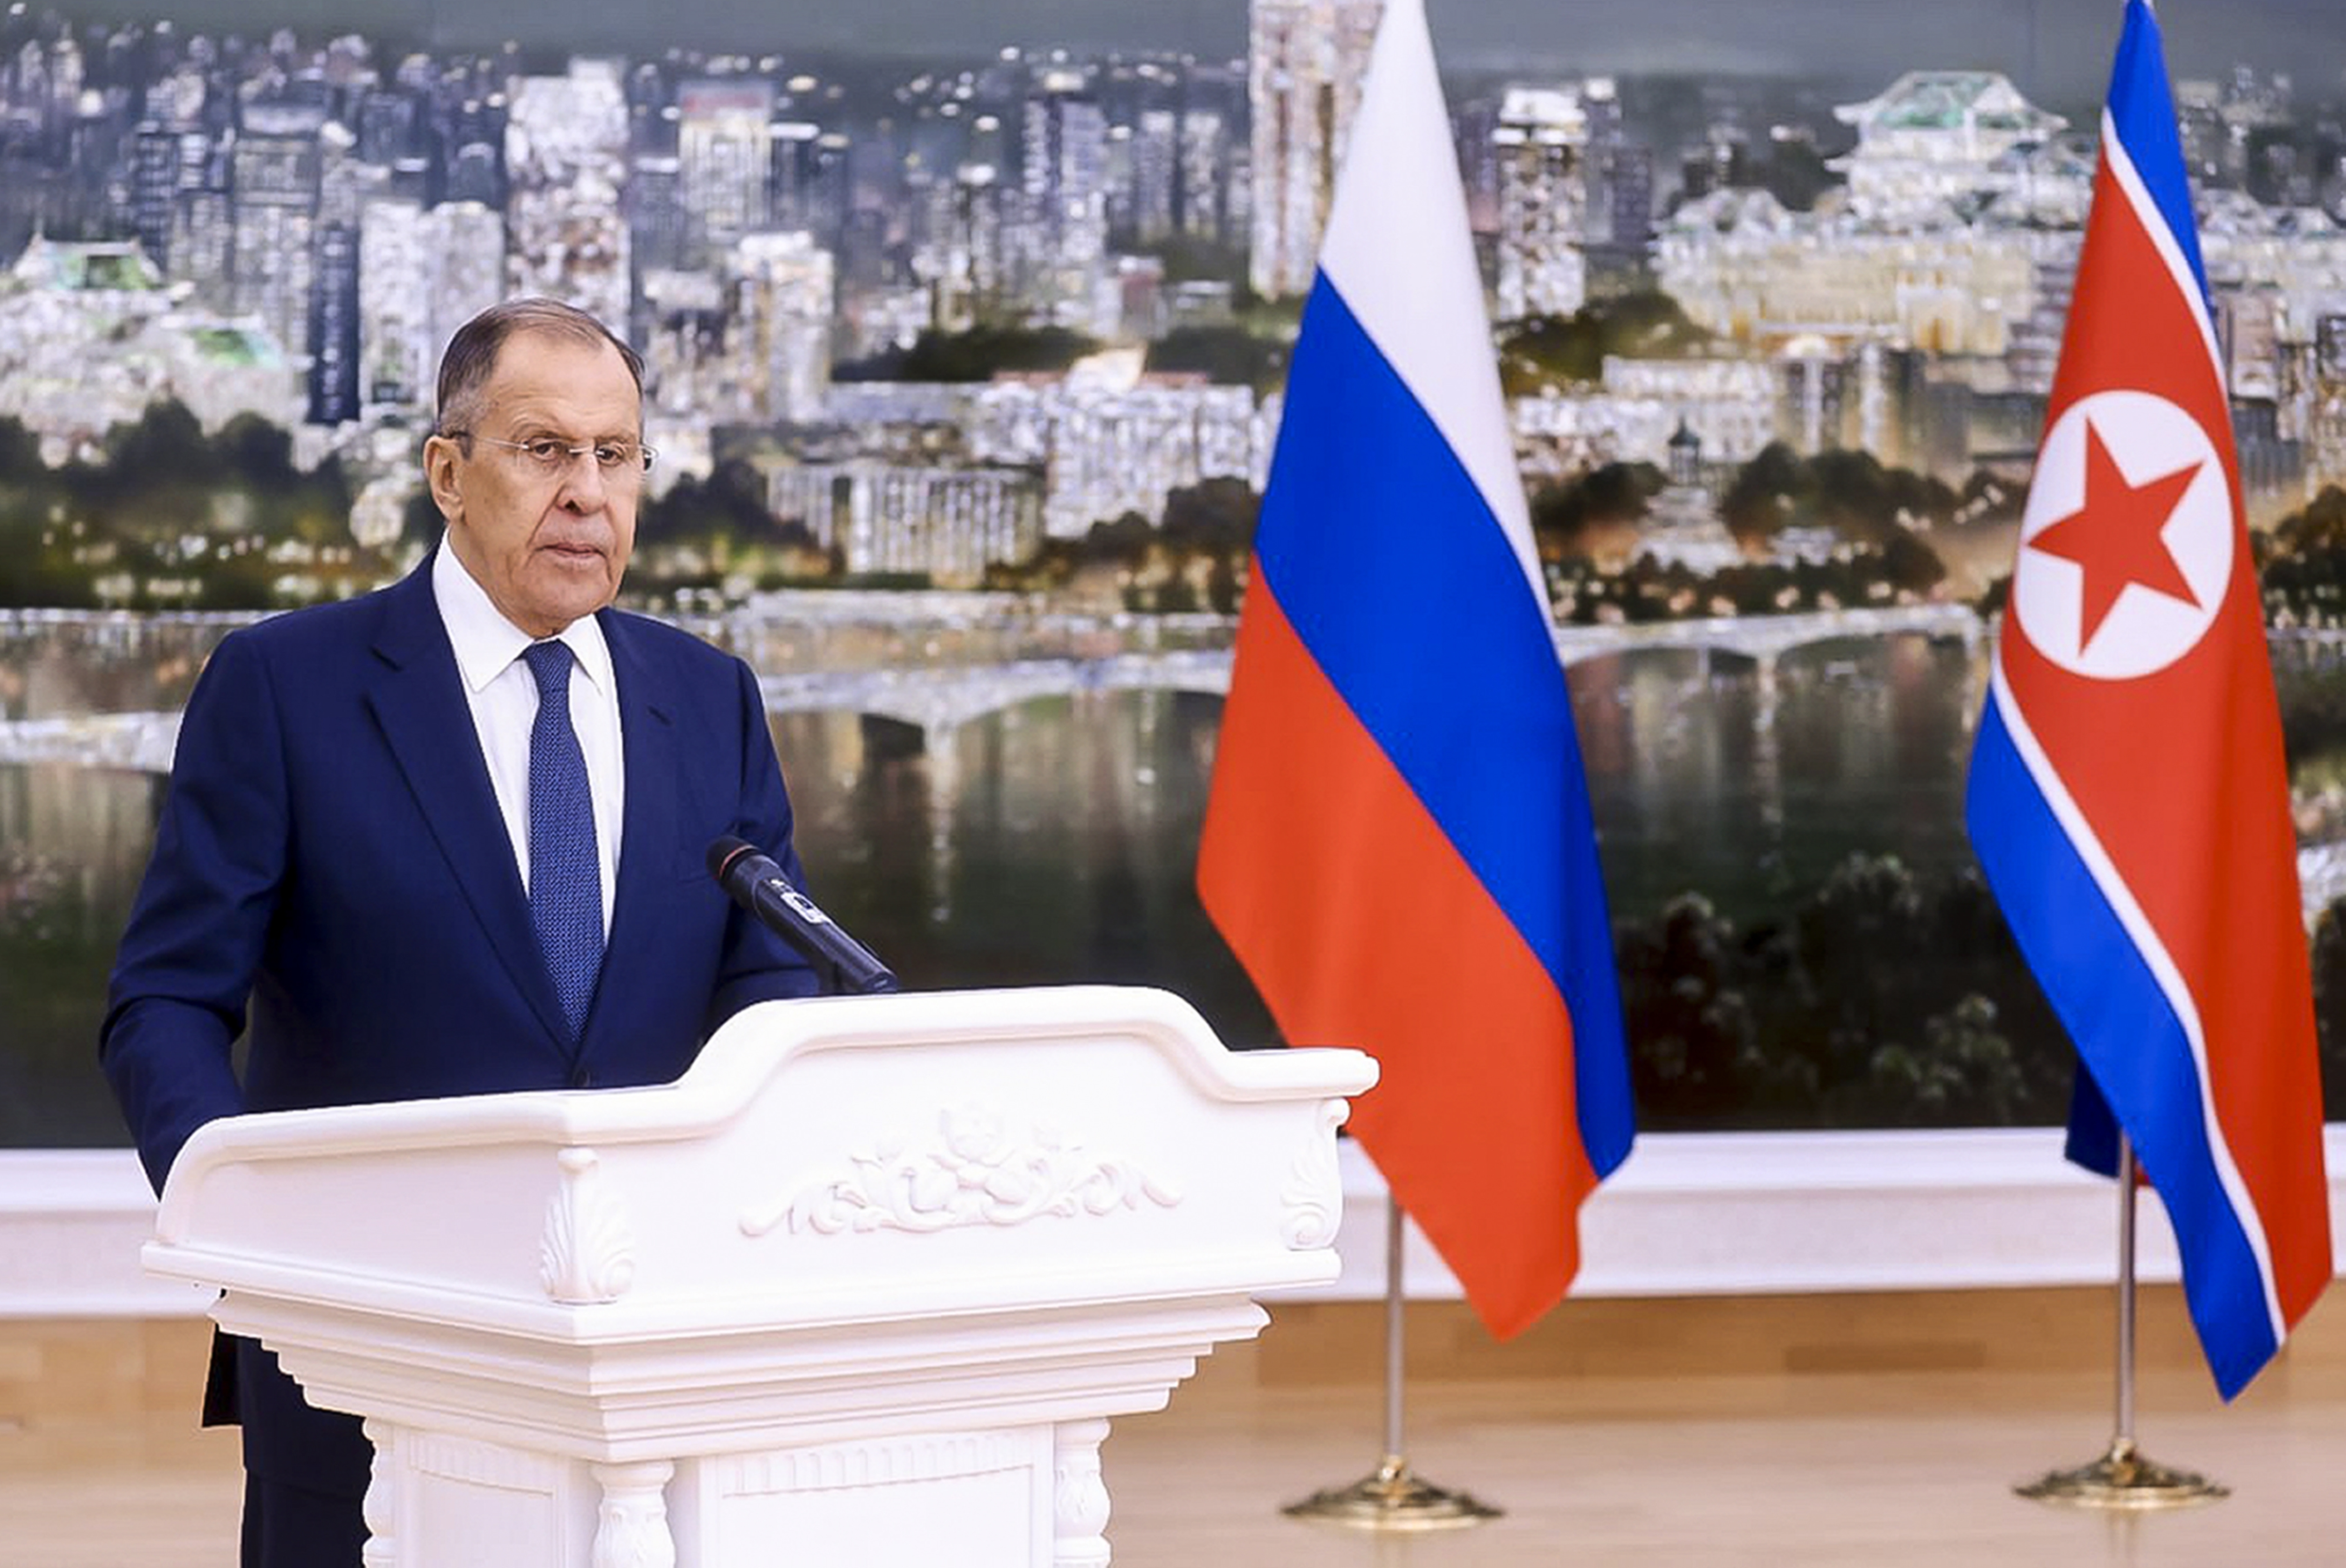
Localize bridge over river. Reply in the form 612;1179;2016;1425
0;601;1983;773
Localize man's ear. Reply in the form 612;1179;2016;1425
423;436;463;524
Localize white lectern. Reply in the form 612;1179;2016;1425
145;986;1376;1568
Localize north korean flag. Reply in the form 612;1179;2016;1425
1966;0;2331;1398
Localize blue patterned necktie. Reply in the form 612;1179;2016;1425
521;640;603;1039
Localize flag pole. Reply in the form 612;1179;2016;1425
2016;1134;2227;1509
1281;1195;1499;1530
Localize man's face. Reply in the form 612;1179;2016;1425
426;332;642;639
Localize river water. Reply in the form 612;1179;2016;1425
0;609;2016;1148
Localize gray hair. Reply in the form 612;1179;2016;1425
433;298;646;438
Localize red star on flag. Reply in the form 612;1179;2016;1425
2028;418;2203;649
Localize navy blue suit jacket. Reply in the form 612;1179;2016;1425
101;556;819;1494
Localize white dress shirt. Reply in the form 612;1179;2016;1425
432;540;625;935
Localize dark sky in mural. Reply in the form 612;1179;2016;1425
31;0;2336;102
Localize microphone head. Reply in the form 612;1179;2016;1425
707;834;757;883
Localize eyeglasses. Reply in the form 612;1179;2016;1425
450;432;657;479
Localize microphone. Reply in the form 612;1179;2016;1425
707;835;900;996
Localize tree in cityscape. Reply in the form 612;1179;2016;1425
1538;443;1960;620
1144;325;1287;391
635;460;830;593
0;400;374;610
0;417;85;606
0;414;39;482
1156;477;1257;613
1720;442;1961;551
833;324;1102;382
2258;484;2346;624
987;510;1151;601
1529;460;1664;561
644;460;795;546
1496;291;1713;394
1618;855;2077;1130
1159;475;1256;559
1718;441;1806;546
1616;892;1810;1121
985;479;1259;613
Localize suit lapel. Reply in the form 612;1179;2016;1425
364;561;576;1056
590;610;682;1055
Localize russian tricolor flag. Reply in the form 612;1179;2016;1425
1197;0;1633;1338
1967;0;2330;1398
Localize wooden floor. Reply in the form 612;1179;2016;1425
7;1288;2346;1565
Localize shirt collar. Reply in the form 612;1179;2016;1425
431;536;615;698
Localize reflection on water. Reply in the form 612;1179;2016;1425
1577;639;1980;922
0;612;235;721
0;619;2035;1148
0;762;164;1146
778;691;1275;1057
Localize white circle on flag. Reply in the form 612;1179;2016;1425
2009;388;2232;682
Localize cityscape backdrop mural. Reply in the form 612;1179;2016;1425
6;0;2346;1150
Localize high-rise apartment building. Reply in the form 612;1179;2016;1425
355;87;421;167
230;102;327;366
723;230;833;424
932;162;1004;331
627;153;691;323
305;122;383;424
1246;0;1381;298
308;218;361;423
357;197;428;413
169;180;234;310
127;124;194;271
1176;107;1228;244
1576;76;1654;288
1128;109;1180;244
443;138;500;208
356;196;506;418
1017;68;1109;329
771;122;848;244
678;79;775;266
1494;86;1589;321
639;267;727;419
425;199;507;375
505;59;631;329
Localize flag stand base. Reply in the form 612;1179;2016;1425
2015;1438;2227;1511
1282;1455;1501;1531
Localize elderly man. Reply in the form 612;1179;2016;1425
102;298;821;1565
